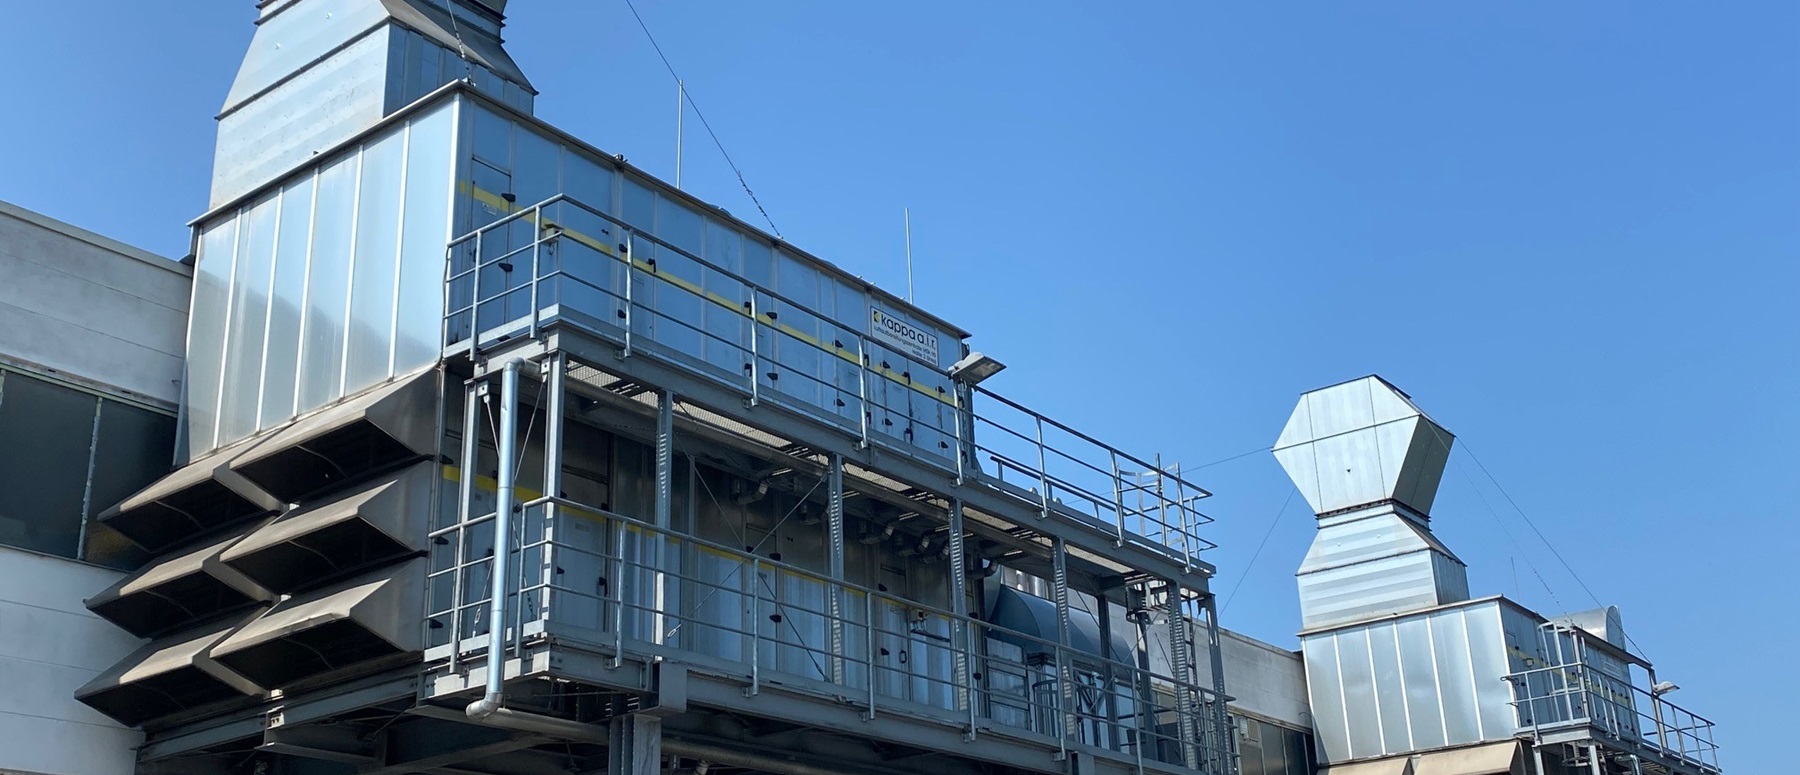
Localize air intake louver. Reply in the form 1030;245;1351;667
222;462;434;594
86;526;274;638
210;560;425;689
97;446;283;553
230;370;438;503
75;612;263;726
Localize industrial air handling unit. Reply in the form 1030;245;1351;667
71;4;1242;775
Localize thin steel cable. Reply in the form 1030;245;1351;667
1220;487;1295;615
1423;424;1564;612
1455;436;1654;661
621;0;784;238
665;473;827;640
1188;445;1274;472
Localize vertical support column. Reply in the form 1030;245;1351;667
1051;537;1077;752
484;360;521;703
608;713;663;775
1587;743;1603;775
947;499;975;739
1129;584;1154;775
1200;594;1232;774
651;389;674;647
826;454;847;687
451;379;481;674
1168;584;1199;771
1096;588;1119;753
535;355;565;652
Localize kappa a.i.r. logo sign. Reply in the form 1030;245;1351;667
869;308;939;365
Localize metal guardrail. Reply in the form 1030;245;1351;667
441;194;1215;566
425;496;1232;770
1507;664;1720;773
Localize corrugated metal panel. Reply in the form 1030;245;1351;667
1302;600;1520;763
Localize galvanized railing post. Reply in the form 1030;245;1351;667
952;384;967;484
528;204;542;341
747;557;761;696
620;231;635;359
469;231;483;357
1034;415;1051;520
747;294;761;407
610;513;626;668
1110;450;1126;546
856;337;871;449
865;591;878;720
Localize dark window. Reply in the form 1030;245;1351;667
0;370;99;557
0;367;177;569
84;398;179;569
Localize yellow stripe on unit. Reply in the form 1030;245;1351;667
465;185;956;408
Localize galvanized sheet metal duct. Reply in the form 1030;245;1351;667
214;0;534;207
1275;376;1468;630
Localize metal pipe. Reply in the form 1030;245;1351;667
467;359;521;720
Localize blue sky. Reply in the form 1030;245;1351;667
2;2;1794;770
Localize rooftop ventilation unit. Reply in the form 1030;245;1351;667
210;560;425;689
222;462;434;593
96;446;284;554
213;0;533;206
229;369;438;503
75;612;264;726
85;525;275;638
1274;376;1468;630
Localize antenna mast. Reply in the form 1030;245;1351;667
905;208;914;303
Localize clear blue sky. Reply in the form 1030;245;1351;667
2;2;1794;770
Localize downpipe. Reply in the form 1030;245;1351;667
467;360;521;722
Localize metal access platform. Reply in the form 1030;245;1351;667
415;191;1237;775
1508;623;1720;775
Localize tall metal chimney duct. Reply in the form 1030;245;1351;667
1273;376;1469;630
211;0;534;207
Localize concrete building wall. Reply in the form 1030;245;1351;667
1216;630;1311;728
0;545;143;775
0;201;189;775
0;200;190;406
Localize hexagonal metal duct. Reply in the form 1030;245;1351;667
1275;377;1469;630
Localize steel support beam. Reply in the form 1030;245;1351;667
947;498;974;738
652;388;674;646
1168;584;1198;770
362;720;547;775
1052;536;1077;751
609;714;663;775
1200;594;1231;774
826;453;847;686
